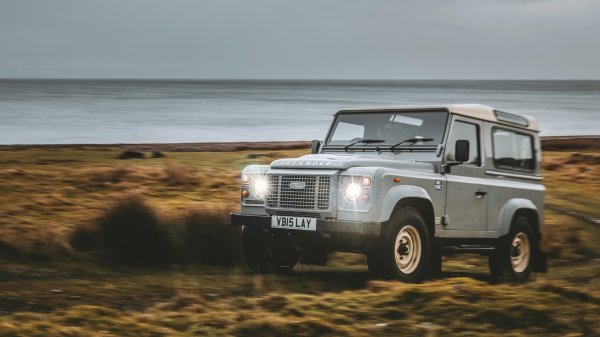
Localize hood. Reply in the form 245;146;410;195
270;153;436;172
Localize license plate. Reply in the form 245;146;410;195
271;216;317;231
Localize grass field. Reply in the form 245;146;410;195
0;145;599;336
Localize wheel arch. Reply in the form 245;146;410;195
498;198;541;239
380;190;435;239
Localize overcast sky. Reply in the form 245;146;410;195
0;0;599;79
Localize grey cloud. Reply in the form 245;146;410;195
0;0;598;79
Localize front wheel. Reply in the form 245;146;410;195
378;207;432;282
488;216;534;282
241;226;299;274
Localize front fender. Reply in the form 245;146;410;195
497;198;539;237
375;185;432;223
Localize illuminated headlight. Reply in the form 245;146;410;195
252;178;268;198
344;183;362;201
341;176;372;203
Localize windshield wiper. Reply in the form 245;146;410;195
344;138;385;151
389;136;434;151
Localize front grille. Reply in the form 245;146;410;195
273;211;322;219
267;175;331;210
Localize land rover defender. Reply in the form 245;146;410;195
229;104;547;282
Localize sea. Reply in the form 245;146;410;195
0;79;598;145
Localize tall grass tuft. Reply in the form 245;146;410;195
69;226;97;252
69;197;242;266
177;208;241;266
96;195;172;266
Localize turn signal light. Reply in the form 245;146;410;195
241;190;249;198
393;177;401;183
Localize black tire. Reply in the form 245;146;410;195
241;226;299;274
488;216;534;282
378;207;432;282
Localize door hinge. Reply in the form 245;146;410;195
442;215;449;226
435;216;450;226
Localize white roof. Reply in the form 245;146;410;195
338;104;540;132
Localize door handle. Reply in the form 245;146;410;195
475;191;487;198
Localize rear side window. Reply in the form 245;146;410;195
492;128;535;171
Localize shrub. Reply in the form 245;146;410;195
96;195;172;266
69;227;97;252
178;208;241;266
69;199;241;266
117;150;145;159
0;240;20;258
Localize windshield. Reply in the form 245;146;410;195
325;111;449;149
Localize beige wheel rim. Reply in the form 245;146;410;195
510;232;530;273
394;225;422;274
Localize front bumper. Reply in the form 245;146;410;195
229;213;381;236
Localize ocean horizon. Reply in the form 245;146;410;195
1;79;599;145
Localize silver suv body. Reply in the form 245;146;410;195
230;104;547;281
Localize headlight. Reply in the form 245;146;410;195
253;178;268;198
341;175;372;203
344;183;362;201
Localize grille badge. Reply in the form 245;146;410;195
289;181;306;190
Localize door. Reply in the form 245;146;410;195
443;118;488;233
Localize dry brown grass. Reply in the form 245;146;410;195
0;146;599;336
0;273;597;336
0;146;303;259
162;163;199;186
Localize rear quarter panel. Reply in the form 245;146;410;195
482;121;545;236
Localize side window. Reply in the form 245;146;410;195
492;128;535;171
446;120;480;165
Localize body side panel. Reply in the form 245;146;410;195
481;121;545;236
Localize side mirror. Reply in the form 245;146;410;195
455;140;470;163
442;140;470;174
310;140;321;154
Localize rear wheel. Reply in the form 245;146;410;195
242;226;299;274
377;207;432;282
488;216;534;282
